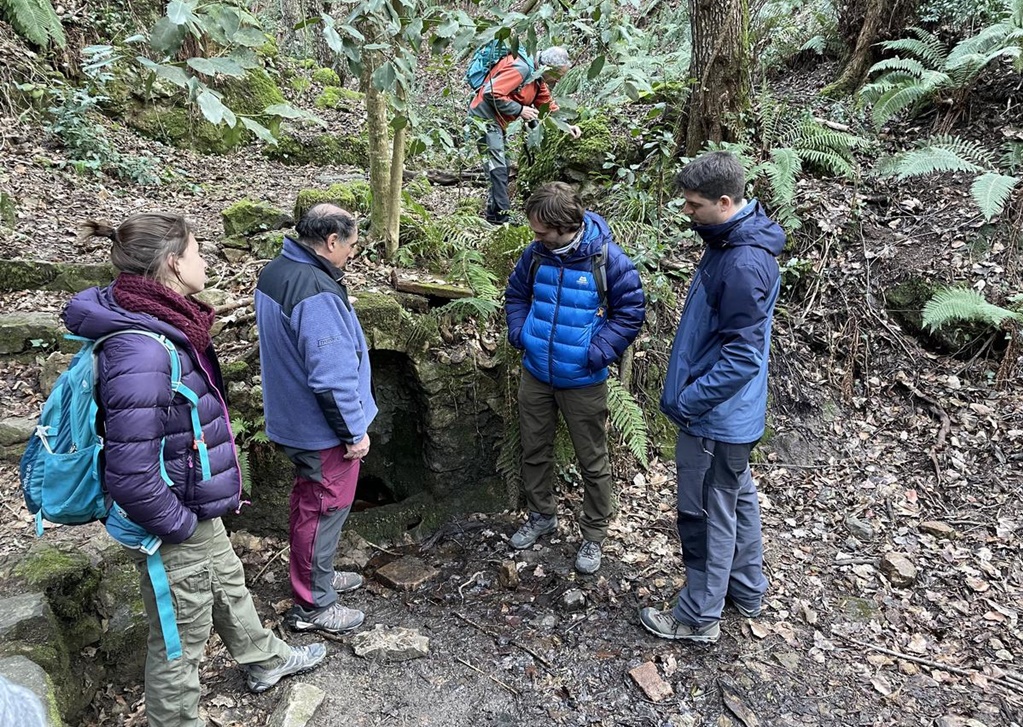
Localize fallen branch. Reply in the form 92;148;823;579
454;611;552;668
253;544;289;583
363;538;400;556
455;656;520;695
839;636;1023;694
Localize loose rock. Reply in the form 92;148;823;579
844;515;874;541
628;661;673;702
880;552;917;587
351;626;429;661
497;560;520;589
374;556;439;591
267;682;325;727
561;589;586;612
919;521;956;539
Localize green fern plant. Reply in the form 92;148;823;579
860;3;1023;128
607;377;649;468
922;287;1022;332
0;0;65;48
878;135;1021;220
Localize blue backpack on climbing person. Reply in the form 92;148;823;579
464;39;536;90
19;329;210;662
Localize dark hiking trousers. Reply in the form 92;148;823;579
518;369;614;542
672;432;769;627
283;444;359;611
478;123;510;221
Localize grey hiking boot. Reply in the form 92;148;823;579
732;599;762;618
246;642;327;693
510;512;558;549
332;570;364;593
639;607;720;643
286;602;365;634
575;540;602;574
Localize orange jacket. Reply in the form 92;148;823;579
468;54;558;129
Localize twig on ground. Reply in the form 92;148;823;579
457;571;484;599
454;611;552;668
364;539;400;556
253;544;289;583
454;656;519;695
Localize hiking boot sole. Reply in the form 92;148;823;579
287;612;365;634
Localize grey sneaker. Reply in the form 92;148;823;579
332;570;364;593
732;599;762;618
575;540;602;574
510;512;558;549
639;607;720;643
246;643;327;693
286;602;365;634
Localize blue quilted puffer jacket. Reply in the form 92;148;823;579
62;286;242;544
506;211;646;389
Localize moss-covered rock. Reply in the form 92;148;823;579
0;258;115;293
404;175;432;201
0;311;61;355
311;67;341;85
126;67;285;154
293;180;372;220
0;192;16;227
221;199;291;237
314;85;364;110
516;116;613;198
263;130;369;167
290;76;312;94
249;230;287;259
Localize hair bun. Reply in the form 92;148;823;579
81;220;118;242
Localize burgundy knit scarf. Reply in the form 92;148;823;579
112;273;215;352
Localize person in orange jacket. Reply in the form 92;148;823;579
469;46;582;225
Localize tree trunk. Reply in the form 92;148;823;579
685;0;751;156
827;0;921;96
384;118;406;258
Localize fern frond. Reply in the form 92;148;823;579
971;172;1020;220
607;378;649;468
798;148;854;177
237;450;252;497
766;147;801;205
496;396;524;505
867;57;928;78
3;0;66;48
1000;140;1023;172
800;35;827;54
878;146;983;179
434;296;501;323
923;287;1023;331
879;29;948;68
870;72;950;126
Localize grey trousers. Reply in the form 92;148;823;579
131;518;291;727
518;369;614;542
477;123;510;220
672;432;769;627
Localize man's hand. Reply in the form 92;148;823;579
567;124;582;139
519;106;539;122
345;433;371;460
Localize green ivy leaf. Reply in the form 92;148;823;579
241;117;277;144
228;48;260;69
587;55;605;80
187;57;246;78
263;103;305;119
232;26;268;47
435;18;459;38
150;16;187;56
372;62;396;92
197;89;235;126
136;56;190;86
167;0;199;26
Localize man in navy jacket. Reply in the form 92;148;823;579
505;182;645;573
255;204;377;634
640;151;785;643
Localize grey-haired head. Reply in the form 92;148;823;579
538;46;570;68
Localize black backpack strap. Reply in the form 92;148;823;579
592;242;608;309
527;253;542;298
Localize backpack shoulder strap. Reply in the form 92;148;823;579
592;242;609;309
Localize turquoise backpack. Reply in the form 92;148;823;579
19;329;212;661
465;40;536;90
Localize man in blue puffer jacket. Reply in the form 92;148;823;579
506;182;645;574
640;151;785;643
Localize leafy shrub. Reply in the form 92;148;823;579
0;0;65;48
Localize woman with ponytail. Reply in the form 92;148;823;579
63;213;326;727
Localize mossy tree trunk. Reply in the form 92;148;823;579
685;0;751;156
826;0;920;96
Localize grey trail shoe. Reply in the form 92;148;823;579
732;599;762;618
246;643;327;693
575;540;602;574
639;607;720;643
286;602;365;634
332;570;364;593
510;512;558;549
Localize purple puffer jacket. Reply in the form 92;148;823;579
63;286;242;544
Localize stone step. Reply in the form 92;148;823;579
0;416;35;464
0;655;64;726
0;258;115;293
0;312;64;355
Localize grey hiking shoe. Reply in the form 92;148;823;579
575;540;602;574
639;607;720;643
286;602;365;634
246;642;327;693
332;570;364;593
732;599;762;618
510;512;558;549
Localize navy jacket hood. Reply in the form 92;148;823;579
693;200;785;256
